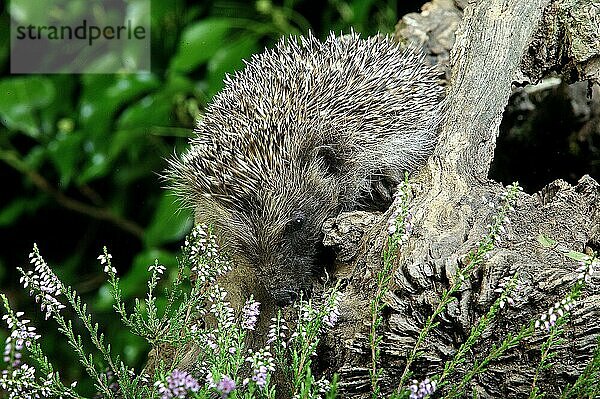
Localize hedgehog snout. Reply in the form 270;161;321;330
263;262;312;307
265;275;305;307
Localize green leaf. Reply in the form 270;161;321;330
116;75;194;130
0;77;55;137
170;18;233;73
77;152;110;184
537;234;589;261
144;192;193;248
47;132;83;187
565;250;590;262
537;234;556;248
0;196;45;226
79;74;160;137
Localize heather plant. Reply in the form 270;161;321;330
0;225;340;398
2;182;600;399
267;289;341;398
369;175;413;398
379;182;523;399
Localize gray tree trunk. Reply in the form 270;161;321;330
321;0;600;397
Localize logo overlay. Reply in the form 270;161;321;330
10;0;150;74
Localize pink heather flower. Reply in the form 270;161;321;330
241;299;260;330
323;296;341;329
97;368;120;395
156;369;200;399
251;365;268;387
409;377;437;399
245;347;275;389
216;375;236;398
323;309;339;328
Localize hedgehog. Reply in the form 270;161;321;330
168;31;443;306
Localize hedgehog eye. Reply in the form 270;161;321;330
289;213;305;231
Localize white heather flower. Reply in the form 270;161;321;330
315;378;332;395
205;371;216;388
387;224;397;235
98;251;116;274
186;225;232;284
0;363;43;398
576;256;598;283
535;296;575;331
2;312;40;367
103;264;117;274
266;316;288;347
494;275;523;309
208;286;235;329
20;245;66;320
148;263;166;275
97;253;112;264
386;183;412;240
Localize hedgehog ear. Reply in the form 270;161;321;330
316;146;342;177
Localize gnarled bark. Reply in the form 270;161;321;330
321;0;600;397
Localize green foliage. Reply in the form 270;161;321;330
269;289;340;398
388;183;600;399
370;174;412;398
561;337;600;398
395;183;523;394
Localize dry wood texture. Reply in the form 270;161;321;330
320;0;600;397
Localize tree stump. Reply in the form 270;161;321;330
320;0;600;397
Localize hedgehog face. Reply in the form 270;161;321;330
227;171;338;307
256;211;321;306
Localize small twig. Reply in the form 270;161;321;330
0;148;144;239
